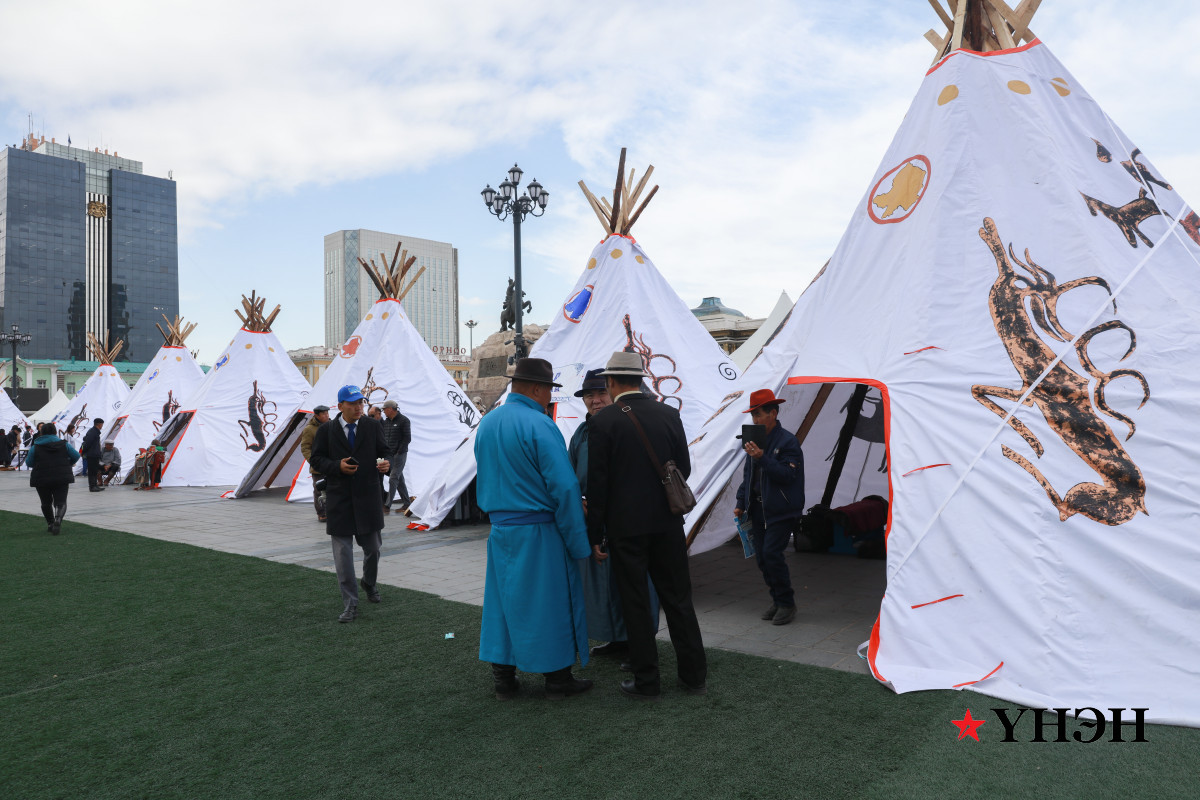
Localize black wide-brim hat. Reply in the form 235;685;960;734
573;368;607;397
508;357;562;387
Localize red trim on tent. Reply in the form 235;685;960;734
926;38;1042;75
903;346;943;356
901;463;951;477
785;375;893;681
284;461;305;501
407;522;430;531
161;345;188;350
237;329;270;334
910;593;964;610
952;661;1004;688
373;298;401;305
600;233;637;244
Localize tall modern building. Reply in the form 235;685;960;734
324;229;458;352
0;134;178;362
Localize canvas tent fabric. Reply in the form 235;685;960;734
730;290;793;372
685;38;1200;725
156;327;310;487
102;345;206;482
410;232;743;529
233;298;480;502
31;389;69;424
0;388;30;433
51;365;131;438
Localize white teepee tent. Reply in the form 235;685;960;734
52;334;132;438
409;150;743;529
685;3;1200;725
234;244;479;501
31;389;70;424
0;388;30;434
155;293;311;487
102;316;206;481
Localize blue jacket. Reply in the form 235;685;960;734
735;423;805;525
26;434;81;488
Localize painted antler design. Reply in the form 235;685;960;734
621;314;683;410
238;380;278;452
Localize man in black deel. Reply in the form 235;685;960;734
310;385;391;623
587;351;707;701
80;418;105;492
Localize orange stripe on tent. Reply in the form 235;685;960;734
952;661;1005;688
902;463;951;477
926;38;1042;76
903;346;943;356
910;593;964;609
159;412;197;478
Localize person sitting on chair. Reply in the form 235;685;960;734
98;442;122;485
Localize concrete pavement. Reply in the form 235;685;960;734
0;470;885;675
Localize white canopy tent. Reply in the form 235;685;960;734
30;389;69;424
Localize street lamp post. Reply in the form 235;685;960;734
481;164;548;362
465;319;478;355
1;323;32;395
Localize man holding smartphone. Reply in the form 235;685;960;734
310;385;392;623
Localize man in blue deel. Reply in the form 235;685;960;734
475;357;592;701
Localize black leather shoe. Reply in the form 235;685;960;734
772;605;797;626
492;664;519;700
619;679;661;702
50;522;60;535
360;578;381;603
619;661;632;672
89;487;102;493
590;641;630;657
544;670;593;700
338;605;357;623
679;680;708;696
761;604;778;620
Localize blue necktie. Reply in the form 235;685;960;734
347;422;356;450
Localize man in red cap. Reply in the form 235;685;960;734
733;388;806;626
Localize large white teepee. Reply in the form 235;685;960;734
103;316;206;481
409;150;743;529
1;388;30;434
31;389;69;424
156;293;310;487
52;334;131;437
234;245;479;501
686;4;1200;726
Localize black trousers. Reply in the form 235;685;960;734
86;458;100;489
35;484;69;524
609;528;707;693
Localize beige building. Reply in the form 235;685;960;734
690;297;766;355
288;346;338;386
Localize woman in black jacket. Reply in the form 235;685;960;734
26;422;81;534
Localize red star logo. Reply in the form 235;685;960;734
951;709;986;741
340;336;362;358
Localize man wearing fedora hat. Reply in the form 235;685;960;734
587;351;707;700
733;388;806;626
568;368;660;663
475;357;593;700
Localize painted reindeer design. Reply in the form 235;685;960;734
154;390;180;431
972;217;1150;525
622;313;683;410
238;379;278;452
361;367;389;406
65;405;88;438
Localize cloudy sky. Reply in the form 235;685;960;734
2;0;1198;364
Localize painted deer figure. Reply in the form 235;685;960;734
971;217;1150;526
155;390;180;431
621;313;682;410
238;380;277;452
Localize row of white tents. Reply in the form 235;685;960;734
7;3;1199;726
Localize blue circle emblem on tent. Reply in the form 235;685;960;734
147;369;160;382
562;284;594;324
215;354;230;371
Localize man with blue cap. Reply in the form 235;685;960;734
310;385;392;622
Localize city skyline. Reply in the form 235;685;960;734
1;1;1197;364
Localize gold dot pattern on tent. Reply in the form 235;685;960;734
635;255;645;264
175;357;181;362
365;314;373;320
1051;77;1070;97
245;344;252;349
1008;80;1031;95
937;85;959;105
382;312;390;319
588;258;597;269
610;249;623;259
269;347;275;352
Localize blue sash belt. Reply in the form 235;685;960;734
489;510;555;526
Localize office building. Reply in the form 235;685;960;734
0;134;179;363
324;229;458;352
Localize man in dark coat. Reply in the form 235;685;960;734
309;385;391;623
80;418;105;492
587;351;707;700
733;388;806;626
26;422;80;534
380;399;412;513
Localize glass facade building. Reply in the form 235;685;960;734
324;229;459;352
0;137;178;362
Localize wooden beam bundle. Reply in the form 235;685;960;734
155;314;197;347
926;0;1040;63
86;331;125;365
357;239;423;303
578;147;660;237
235;291;281;332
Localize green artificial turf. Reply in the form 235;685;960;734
1;509;1197;799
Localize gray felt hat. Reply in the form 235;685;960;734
597;351;649;378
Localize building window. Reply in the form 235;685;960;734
67;382;76;394
36;380;47;388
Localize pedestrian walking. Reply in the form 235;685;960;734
379;399;412;513
80;418;104;492
25;422;80;534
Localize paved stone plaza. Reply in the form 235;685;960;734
0;470;885;675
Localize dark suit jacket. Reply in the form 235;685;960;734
81;426;103;460
309;414;389;537
586;392;691;546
